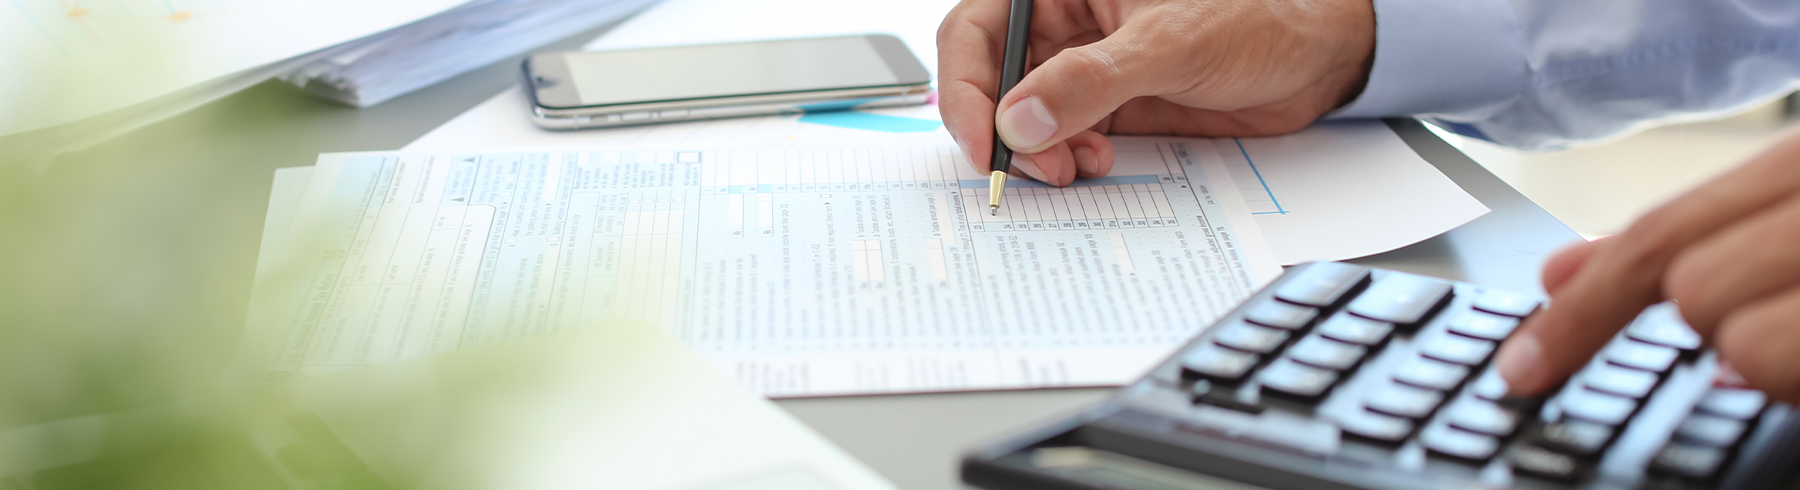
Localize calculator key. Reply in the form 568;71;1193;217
1528;421;1614;457
1181;344;1260;382
1286;336;1367;371
1470;370;1508;401
1212;322;1291;354
1625;303;1701;351
1510;445;1581;482
1315;314;1394;346
1364;383;1444;419
1696;388;1766;420
1274;262;1370;307
1444;399;1520;436
1188;379;1220;398
1334;409;1414;443
1393;357;1470;391
1446;311;1519;341
1602;340;1678;373
1650;443;1726;481
1191;380;1265;414
1258;359;1340;400
1418;334;1496;366
1472;290;1540;317
1346;274;1454;325
1243;299;1318;330
1421;424;1499;461
1675;414;1746;448
1580;363;1658;399
1560;389;1638;426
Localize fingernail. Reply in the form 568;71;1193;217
1717;363;1749;387
997;96;1057;150
954;137;973;166
1074;146;1101;177
1010;152;1052;183
1495;335;1542;396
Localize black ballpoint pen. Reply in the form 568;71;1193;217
987;0;1033;216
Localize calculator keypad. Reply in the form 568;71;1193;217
1155;264;1774;488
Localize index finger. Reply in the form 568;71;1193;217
936;0;1011;173
1495;134;1800;396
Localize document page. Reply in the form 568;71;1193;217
255;138;1279;397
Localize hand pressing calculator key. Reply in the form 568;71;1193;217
962;263;1800;490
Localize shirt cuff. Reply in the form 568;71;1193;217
1330;0;1528;119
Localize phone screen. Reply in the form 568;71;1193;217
560;36;902;106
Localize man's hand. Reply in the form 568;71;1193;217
936;0;1375;185
1496;131;1800;403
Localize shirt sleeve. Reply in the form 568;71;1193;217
1334;0;1800;150
1330;0;1527;121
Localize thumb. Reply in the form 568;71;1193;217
995;29;1183;154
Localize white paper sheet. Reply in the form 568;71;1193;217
253;138;1280;397
1222;121;1490;263
403;0;1488;265
1;0;468;136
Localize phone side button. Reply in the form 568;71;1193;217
656;109;690;120
621;112;652;122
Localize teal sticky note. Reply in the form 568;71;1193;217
798;112;941;133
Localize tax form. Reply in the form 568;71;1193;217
254;138;1280;397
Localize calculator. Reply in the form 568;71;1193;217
961;262;1800;490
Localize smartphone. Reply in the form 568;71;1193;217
522;34;933;130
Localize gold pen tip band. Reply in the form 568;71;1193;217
987;171;1008;216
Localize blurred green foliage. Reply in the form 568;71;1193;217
0;53;319;488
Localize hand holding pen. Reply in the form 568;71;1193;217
935;0;1375;189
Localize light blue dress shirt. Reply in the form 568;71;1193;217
1333;0;1800;150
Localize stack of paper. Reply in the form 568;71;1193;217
0;0;657;167
280;0;660;107
0;0;471;166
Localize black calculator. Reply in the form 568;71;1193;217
962;263;1800;490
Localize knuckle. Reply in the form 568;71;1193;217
1618;206;1683;249
935;12;957;44
1057;46;1124;95
1606;212;1686;280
